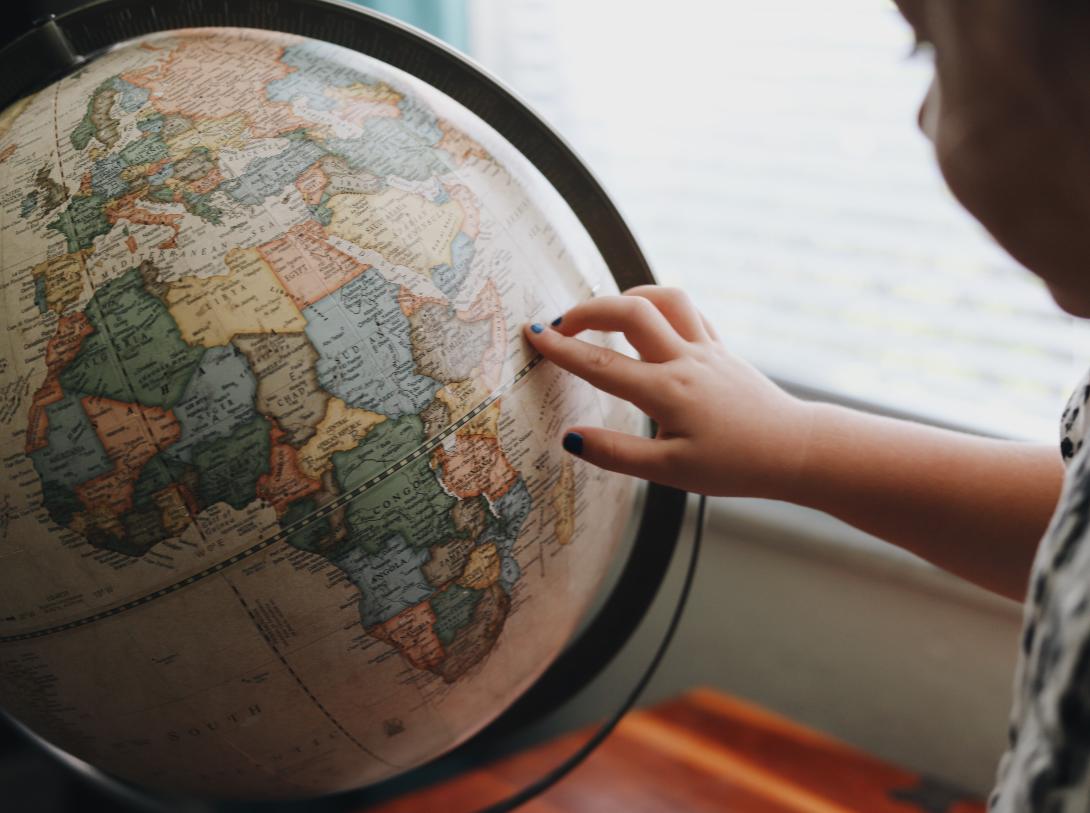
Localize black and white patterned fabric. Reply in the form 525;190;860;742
993;372;1090;811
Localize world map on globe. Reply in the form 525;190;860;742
0;26;641;797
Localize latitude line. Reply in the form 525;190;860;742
222;577;397;768
0;354;544;645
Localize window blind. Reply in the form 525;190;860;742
468;0;1090;442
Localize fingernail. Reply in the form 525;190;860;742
530;323;545;334
562;432;583;455
551;316;563;327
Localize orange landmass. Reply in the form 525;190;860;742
74;397;181;518
152;483;199;536
125;235;137;253
457;281;506;389
370;602;445;671
397;284;446;318
187;166;223;195
444;184;480;239
434;433;518;502
78;171;92;196
107;191;182;249
458;543;501;590
0;144;15;164
550;457;577;547
256;426;321;516
437;119;489;166
122;33;310;139
257;219;370;308
321;83;402;131
295;162;329;206
25;313;94;453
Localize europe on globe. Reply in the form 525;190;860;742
0;26;641;797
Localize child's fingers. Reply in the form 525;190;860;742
560;426;677;483
524;323;670;415
550;295;685;362
622;285;710;342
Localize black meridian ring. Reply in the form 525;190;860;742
0;1;692;809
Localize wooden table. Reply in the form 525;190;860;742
370;688;986;813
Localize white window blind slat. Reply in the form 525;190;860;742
468;0;1090;441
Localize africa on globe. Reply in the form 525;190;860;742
0;26;640;797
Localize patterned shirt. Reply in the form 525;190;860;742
993;371;1090;812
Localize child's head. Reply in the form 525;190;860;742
894;0;1090;315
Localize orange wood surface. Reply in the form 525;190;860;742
368;688;987;813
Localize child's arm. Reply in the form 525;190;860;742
524;286;1063;602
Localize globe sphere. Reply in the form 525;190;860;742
0;26;640;798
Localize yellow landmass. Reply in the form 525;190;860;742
325;81;402;109
0;97;31;139
153;487;193;536
297;398;387;480
550;457;576;546
326;187;463;278
458;543;500;589
165;248;305;346
163;112;248;156
437;381;498;434
32;252;86;314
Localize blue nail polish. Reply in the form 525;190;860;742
551;316;563;327
530;323;545;334
562;432;584;455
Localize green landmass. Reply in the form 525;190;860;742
431;584;483;646
333;416;456;554
119;132;169;166
117;507;169;556
39;480;82;528
182;190;222;224
70;117;96;151
47;194;110;253
131;453;196;509
33;275;48;315
190;416;271;511
280;497;334;554
310;191;333;226
58;268;204;408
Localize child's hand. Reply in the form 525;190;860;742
524;286;815;498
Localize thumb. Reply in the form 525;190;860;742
560;426;675;483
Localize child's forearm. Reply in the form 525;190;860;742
786;402;1064;601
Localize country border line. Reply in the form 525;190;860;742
0;354;544;646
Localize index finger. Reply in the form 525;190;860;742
552;295;686;362
524;323;668;416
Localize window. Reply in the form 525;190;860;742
468;0;1090;442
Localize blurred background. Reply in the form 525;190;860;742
5;0;1081;805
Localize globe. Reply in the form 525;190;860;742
0;24;643;799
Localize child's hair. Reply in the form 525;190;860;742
1022;4;1090;132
